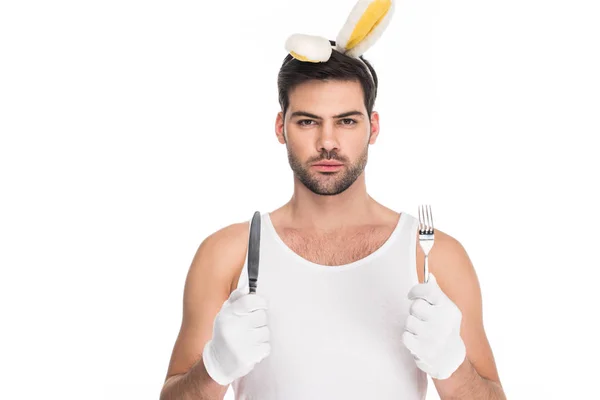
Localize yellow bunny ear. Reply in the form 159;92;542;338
285;33;333;63
336;0;395;58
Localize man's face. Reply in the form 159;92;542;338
275;79;380;196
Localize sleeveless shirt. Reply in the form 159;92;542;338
231;211;428;399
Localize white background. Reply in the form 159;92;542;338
1;0;598;399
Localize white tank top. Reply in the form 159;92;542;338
231;211;428;400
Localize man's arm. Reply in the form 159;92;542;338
417;230;506;399
160;222;249;400
160;361;223;400
432;357;506;399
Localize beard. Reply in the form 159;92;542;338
286;142;369;196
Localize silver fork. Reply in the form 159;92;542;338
418;204;435;283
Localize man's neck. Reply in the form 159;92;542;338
283;176;380;231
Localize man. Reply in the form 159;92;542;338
160;2;506;398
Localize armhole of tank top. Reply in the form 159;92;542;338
408;215;420;286
234;215;253;291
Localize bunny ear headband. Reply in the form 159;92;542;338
284;0;395;80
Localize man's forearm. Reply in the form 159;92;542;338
433;357;506;400
160;358;227;400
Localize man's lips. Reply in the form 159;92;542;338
313;161;343;166
312;162;343;171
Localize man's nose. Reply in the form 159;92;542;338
317;121;339;153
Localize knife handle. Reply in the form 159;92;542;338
249;268;258;293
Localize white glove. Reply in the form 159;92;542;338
402;273;467;380
202;287;271;385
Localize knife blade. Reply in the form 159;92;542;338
247;211;261;294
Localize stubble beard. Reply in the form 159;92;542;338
286;143;369;196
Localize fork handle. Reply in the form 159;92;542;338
424;255;430;283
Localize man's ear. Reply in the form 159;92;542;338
275;111;286;144
368;111;380;144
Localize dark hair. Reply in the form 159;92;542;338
277;40;378;118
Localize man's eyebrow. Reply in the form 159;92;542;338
290;110;365;119
334;110;365;119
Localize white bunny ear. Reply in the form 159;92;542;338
336;0;395;57
285;33;333;63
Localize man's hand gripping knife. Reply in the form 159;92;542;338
402;273;467;380
202;287;271;386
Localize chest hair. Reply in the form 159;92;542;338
279;224;394;266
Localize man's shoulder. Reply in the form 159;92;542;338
205;220;250;247
428;228;471;272
195;219;251;293
417;227;464;253
418;227;480;306
414;226;474;283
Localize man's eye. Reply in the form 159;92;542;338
340;119;357;125
298;120;315;126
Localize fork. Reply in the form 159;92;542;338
418;204;435;283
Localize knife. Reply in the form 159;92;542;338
247;211;261;294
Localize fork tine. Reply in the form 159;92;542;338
428;204;434;232
418;204;424;232
426;205;432;233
